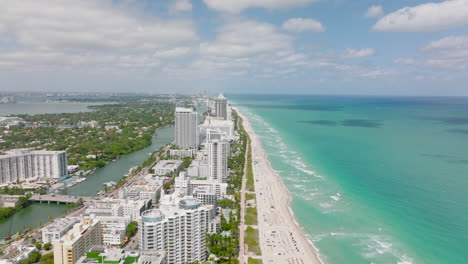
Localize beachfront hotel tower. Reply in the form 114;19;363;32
214;94;227;120
207;139;229;183
139;194;212;264
175;107;198;149
0;149;68;185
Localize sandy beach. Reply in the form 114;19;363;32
235;107;323;264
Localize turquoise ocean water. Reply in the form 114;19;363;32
231;95;468;264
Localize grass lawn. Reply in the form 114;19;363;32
246;192;256;201
245;226;262;255
248;258;263;264
245;207;258;225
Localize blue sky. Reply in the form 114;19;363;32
0;0;467;95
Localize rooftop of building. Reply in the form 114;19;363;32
175;107;194;113
43;217;79;233
153;159;182;169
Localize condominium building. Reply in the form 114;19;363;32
139;193;214;264
199;117;234;139
207;139;229;183
169;149;195;158
175;107;198;149
42;217;80;244
0;149;68;185
152;160;183;176
85;198;148;221
53;217;102;264
214;94;227;120
96;216;130;246
119;183;161;204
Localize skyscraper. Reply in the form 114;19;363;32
207;139;229;183
139;194;213;264
175;107;198;149
214;94;227;120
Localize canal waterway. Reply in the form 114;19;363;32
0;203;72;239
63;125;174;197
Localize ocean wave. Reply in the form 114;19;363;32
312;232;414;263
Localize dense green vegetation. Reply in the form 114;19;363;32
245;226;261;256
207;211;240;263
1;101;174;171
246;143;254;192
126;221;138;238
17;251;53;264
0;195;32;221
217;199;237;209
0;187;34;195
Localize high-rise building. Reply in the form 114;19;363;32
53;217;102;264
214;94;227;120
0;149;68;185
175;107;198;149
207;139;229;183
139;194;214;264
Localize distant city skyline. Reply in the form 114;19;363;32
0;0;467;96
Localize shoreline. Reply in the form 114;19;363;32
235;106;323;264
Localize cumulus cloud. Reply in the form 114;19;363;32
395;35;468;70
170;0;192;13
200;21;293;58
424;35;468;50
365;5;384;18
0;0;197;52
282;18;325;33
343;48;375;58
202;0;317;13
373;0;468;32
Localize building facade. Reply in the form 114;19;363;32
42;217;80;244
214;94;227;120
207;140;229;183
174;108;198;149
53;217;102;264
139;195;213;264
0;149;68;185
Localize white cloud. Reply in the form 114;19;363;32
365;5;384;18
0;0;197;52
202;0;317;13
170;0;192;13
200;21;293;58
395;35;468;70
424;35;468;50
373;0;468;32
343;48;375;58
282;18;325;33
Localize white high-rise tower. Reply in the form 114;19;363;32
139;194;213;264
214;94;227;120
207;139;229;183
175;107;198;149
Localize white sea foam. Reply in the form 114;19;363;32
319;202;333;208
330;194;341;201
